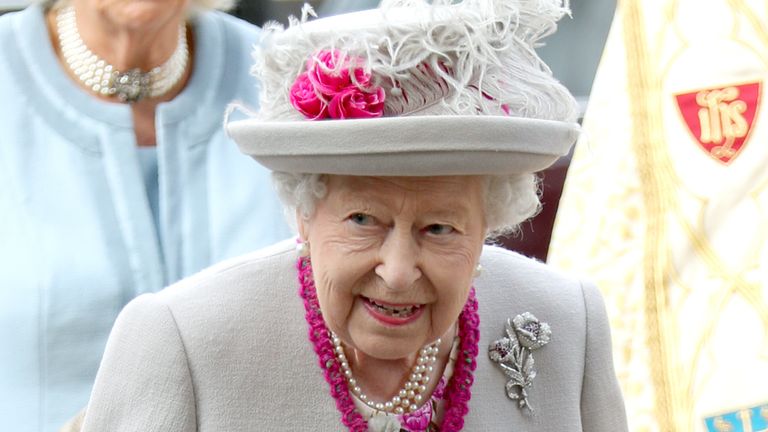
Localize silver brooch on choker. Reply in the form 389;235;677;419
56;6;189;103
488;312;551;412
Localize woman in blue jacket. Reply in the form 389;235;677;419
0;0;292;430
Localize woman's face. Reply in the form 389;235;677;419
300;175;487;361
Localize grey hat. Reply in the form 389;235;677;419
227;0;580;176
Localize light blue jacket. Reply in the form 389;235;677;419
0;5;293;431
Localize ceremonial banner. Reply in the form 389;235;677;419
548;1;768;431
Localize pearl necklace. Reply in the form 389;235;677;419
331;331;441;415
56;6;189;103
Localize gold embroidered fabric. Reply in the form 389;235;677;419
548;1;768;431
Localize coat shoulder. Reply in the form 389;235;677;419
158;238;297;307
469;245;626;431
209;9;261;40
478;244;591;316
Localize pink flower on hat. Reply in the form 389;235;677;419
289;73;329;119
289;49;385;120
328;86;385;119
306;50;353;94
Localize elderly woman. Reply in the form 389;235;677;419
0;0;290;430
81;0;627;431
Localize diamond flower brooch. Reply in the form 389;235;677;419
488;312;551;412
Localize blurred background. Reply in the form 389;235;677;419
0;0;616;260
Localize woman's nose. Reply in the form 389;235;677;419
375;229;422;291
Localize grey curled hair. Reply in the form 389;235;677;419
271;172;541;239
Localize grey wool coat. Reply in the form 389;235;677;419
81;239;628;431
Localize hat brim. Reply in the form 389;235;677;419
228;116;579;176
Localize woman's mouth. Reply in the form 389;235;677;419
362;296;424;325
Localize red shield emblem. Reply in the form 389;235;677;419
675;82;761;164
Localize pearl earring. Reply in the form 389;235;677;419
296;241;310;257
474;264;483;278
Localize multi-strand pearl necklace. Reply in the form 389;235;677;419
331;331;441;414
56;5;189;103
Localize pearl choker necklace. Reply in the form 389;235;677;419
56;6;189;103
331;332;441;415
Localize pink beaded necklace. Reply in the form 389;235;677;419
297;256;480;432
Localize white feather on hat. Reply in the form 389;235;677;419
227;0;581;176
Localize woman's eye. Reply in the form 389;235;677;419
348;213;375;226
425;224;454;235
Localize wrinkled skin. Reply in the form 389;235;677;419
298;175;487;400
